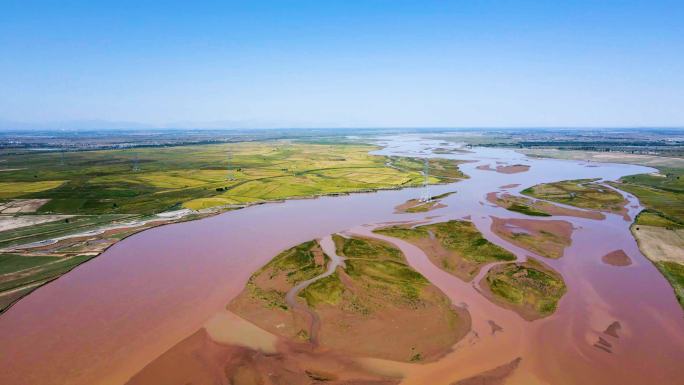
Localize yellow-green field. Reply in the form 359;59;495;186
0;181;66;199
0;141;451;214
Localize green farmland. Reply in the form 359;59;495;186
0;142;457;214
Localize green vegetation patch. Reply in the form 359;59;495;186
403;201;434;213
0;181;66;199
345;258;428;302
522;179;625;213
634;210;684;229
431;191;456;200
484;259;567;318
332;234;403;262
299;271;345;307
654;261;684;308
258;240;328;285
245;240;329;310
613;167;684;225
507;203;552;217
376;220;515;264
489;193;554;217
0;254;60;275
333;235;429;304
246;280;288;310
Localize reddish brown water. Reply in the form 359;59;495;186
0;136;682;385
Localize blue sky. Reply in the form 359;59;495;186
1;1;683;128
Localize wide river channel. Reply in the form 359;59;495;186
0;135;682;384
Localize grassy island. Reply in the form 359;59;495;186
481;259;566;320
395;192;455;213
374;220;515;281
487;192;605;220
490;217;573;259
521;179;627;215
230;235;470;363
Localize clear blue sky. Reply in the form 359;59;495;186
1;1;683;128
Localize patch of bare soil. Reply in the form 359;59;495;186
499;183;520;189
126;329;400;385
0;214;74;232
601;250;632;266
451;357;522;385
604;321;622;338
487;320;503;335
496;164;530;174
0;199;50;213
433;147;474;154
631;225;684;264
490;217;573;259
594;336;613;353
394;199;446;214
476;164;530;174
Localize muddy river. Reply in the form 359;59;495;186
0;135;682;384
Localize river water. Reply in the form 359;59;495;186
0;135;682;384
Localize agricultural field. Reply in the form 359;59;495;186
0;141;448;215
0;181;66;199
0;214;135;249
481;258;566;320
613;167;684;225
374;220;515;281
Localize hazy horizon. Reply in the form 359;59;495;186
2;119;684;131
